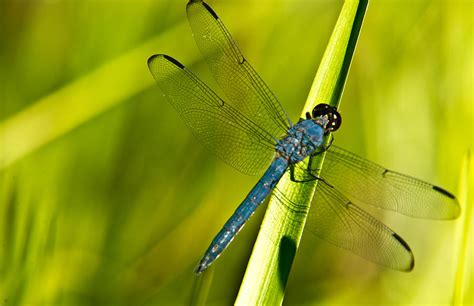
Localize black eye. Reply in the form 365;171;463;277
312;104;332;118
312;103;342;132
327;113;342;131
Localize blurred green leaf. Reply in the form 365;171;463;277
0;21;191;170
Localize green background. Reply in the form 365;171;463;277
0;0;472;305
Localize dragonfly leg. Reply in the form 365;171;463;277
290;163;317;183
307;155;317;176
306;155;327;181
313;135;335;156
296;155;335;188
289;162;334;188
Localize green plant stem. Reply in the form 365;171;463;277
452;152;473;305
235;1;368;304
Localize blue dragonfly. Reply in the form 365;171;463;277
148;1;460;274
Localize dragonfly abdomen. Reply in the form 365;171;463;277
195;157;288;273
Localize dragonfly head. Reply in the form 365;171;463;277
312;103;342;133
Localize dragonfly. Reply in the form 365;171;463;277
147;0;460;274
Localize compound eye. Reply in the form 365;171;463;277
327;112;342;132
311;103;332;118
312;103;341;132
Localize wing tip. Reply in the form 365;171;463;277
392;232;415;272
202;2;219;19
392;232;411;252
163;54;185;68
147;54;185;69
403;257;415;272
431;185;461;219
147;54;160;68
432;185;456;200
187;0;219;20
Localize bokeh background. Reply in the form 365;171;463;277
0;0;472;305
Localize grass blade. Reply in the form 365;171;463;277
452;151;473;305
236;1;368;304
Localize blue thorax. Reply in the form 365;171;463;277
275;119;325;164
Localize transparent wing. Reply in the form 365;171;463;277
318;146;460;219
186;1;292;139
274;182;414;271
148;54;277;175
308;183;414;271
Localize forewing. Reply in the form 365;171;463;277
186;1;292;139
148;54;277;175
307;183;414;271
319;146;460;219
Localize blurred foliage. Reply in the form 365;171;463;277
0;0;472;305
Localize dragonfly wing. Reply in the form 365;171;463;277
307;182;414;271
148;54;277;175
186;1;292;139
318;146;460;219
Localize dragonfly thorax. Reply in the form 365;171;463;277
276;120;325;164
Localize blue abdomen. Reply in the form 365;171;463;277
195;157;288;273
